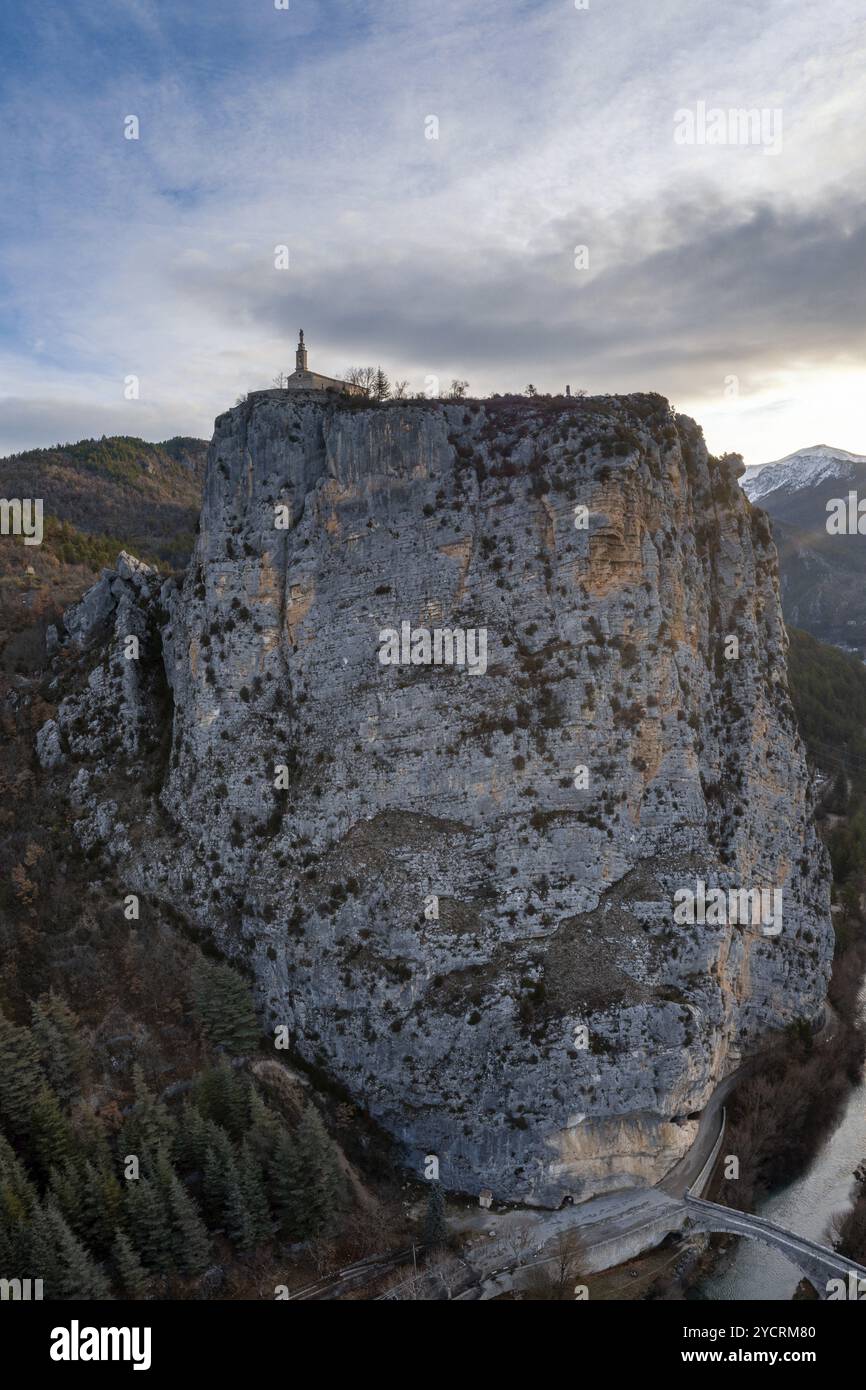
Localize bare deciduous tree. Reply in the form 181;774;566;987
424;1251;467;1300
344;366;377;397
502;1215;538;1267
519;1229;587;1301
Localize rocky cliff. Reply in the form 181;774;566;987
37;390;833;1206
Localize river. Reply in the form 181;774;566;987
698;993;866;1300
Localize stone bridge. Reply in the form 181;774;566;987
683;1194;866;1300
457;1106;866;1300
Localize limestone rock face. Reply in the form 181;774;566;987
40;553;167;764
39;393;833;1205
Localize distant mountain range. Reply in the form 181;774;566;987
0;434;207;673
741;445;866;653
0;434;207;562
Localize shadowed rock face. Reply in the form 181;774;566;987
40;392;833;1206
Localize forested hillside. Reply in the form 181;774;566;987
787;627;866;796
786;627;866;905
0;435;206;673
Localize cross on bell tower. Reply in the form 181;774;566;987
296;329;308;373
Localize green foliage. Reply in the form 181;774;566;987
0;1132;37;1212
292;1103;347;1238
223;1169;256;1253
192;959;261;1055
0;433;205;570
28;1086;72;1177
193;1056;249;1138
175;1098;209;1172
787;627;866;896
118;1065;175;1164
202;1122;237;1225
48;1158;85;1230
246;1085;282;1166
80;1161;124;1257
42;516;135;572
787;627;866;798
113;1230;151;1299
125;1175;173;1275
30;991;89;1104
0;1133;37;1268
31;1201;111;1299
155;1149;211;1275
238;1139;272;1246
269;1128;305;1236
0;978;351;1292
0;1007;43;1135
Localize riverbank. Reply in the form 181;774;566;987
690;921;866;1300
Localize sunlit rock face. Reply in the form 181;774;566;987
41;392;833;1205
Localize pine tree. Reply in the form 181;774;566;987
202;1123;237;1226
175;1098;209;1172
247;1084;282;1166
113;1230;151;1299
27;1200;63;1296
120;1065;175;1162
79;1107;115;1169
194;1056;248;1138
423;1181;447;1249
829;767;849;815
0;1201;17;1272
373;366;391;401
0;1134;36;1270
49;1203;111;1299
125;1176;172;1274
294;1104;347;1238
239;1139;271;1246
166;1162;214;1273
0;1008;43;1135
0;1132;37;1212
81;1160;124;1256
48;1158;85;1230
223;1170;255;1254
154;1150;208;1269
191;959;261;1055
30;991;88;1104
269;1128;305;1237
32;1201;111;1299
28;1085;72;1177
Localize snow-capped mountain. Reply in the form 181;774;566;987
738;444;866;652
741;445;866;503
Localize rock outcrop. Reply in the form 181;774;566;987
38;392;833;1206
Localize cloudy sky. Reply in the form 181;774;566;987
1;0;864;463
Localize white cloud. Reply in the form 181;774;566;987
1;0;864;460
